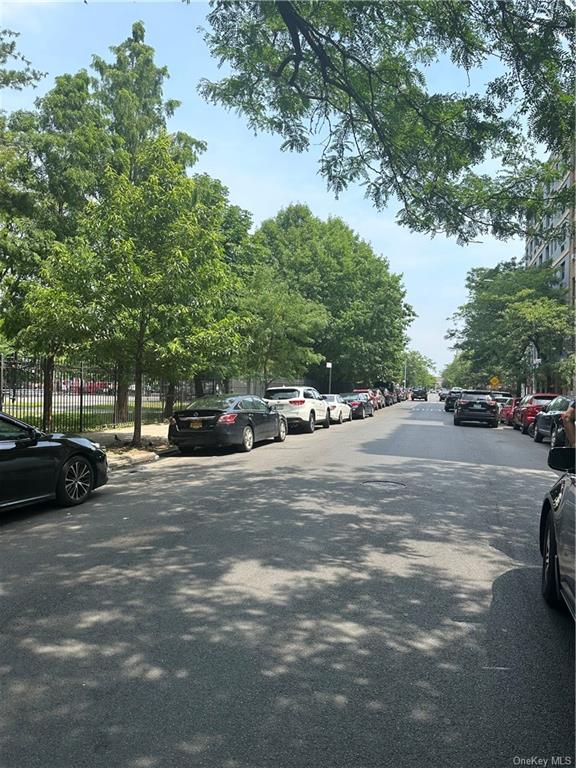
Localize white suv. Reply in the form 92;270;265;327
264;386;330;433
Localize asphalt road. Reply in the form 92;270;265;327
1;397;574;768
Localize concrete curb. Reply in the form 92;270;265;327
107;453;160;472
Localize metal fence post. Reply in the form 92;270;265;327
79;362;84;432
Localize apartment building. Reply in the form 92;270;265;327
524;158;575;309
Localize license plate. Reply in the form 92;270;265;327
189;419;202;429
471;404;483;409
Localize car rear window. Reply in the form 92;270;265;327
533;396;557;405
461;392;491;400
186;396;238;409
265;388;300;400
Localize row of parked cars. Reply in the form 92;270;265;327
168;384;407;453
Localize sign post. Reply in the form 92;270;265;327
326;362;332;394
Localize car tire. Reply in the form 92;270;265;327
348;410;353;422
56;455;94;506
338;411;343;424
521;421;529;435
533;425;544;442
541;514;564;610
323;410;330;429
490;420;498;428
513;421;520;430
239;425;254;452
550;426;565;448
453;418;461;426
274;419;287;442
360;407;366;419
369;408;375;417
304;412;316;433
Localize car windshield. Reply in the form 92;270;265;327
323;395;336;402
341;393;365;401
185;396;238;409
265;389;300;400
534;396;557;405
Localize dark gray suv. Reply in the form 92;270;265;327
453;390;499;427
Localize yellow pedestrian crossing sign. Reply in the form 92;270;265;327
489;376;501;388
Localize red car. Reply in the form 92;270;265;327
500;397;520;425
513;393;562;434
353;388;380;411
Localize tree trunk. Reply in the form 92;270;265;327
116;364;129;423
194;375;204;398
163;381;176;418
42;356;54;432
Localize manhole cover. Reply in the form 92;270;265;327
362;480;406;487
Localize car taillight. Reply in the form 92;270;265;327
217;413;238;424
288;399;305;405
350;401;361;407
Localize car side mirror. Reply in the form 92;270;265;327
547;447;575;474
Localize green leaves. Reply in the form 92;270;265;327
200;1;574;242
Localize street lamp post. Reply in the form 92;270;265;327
403;357;408;388
326;362;332;394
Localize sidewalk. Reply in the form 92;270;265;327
79;421;174;470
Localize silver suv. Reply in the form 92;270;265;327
264;386;330;433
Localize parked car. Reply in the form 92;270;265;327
513;393;561;434
453;390;499;427
340;392;375;419
263;386;330;432
322;394;353;423
490;390;512;407
372;388;385;409
411;387;428;401
169;394;288;453
539;447;575;618
499;396;520;425
0;411;108;511
353;388;380;411
533;395;572;445
438;388;449;401
444;388;463;412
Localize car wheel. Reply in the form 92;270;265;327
490;420;498;428
56;455;94;506
239;425;254;452
521;420;529;435
550;426;565;448
369;408;375;417
348;410;353;422
338;411;343;424
513;420;520;430
533;424;544;442
541;514;564;610
323;410;330;429
360;407;366;419
304;412;316;433
274;419;287;442
453;418;461;426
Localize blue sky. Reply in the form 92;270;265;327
1;1;522;373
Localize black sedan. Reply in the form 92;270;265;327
411;387;428;401
168;395;287;453
533;395;571;446
0;411;108;512
444;388;463;412
540;447;575;618
340;392;375;419
453;391;499;427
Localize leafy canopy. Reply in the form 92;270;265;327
199;0;574;243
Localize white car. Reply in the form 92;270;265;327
322;394;352;424
264;386;330;433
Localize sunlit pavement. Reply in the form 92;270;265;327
1;397;574;768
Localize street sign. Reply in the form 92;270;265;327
489;376;501;388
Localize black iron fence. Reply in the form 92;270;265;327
0;355;198;433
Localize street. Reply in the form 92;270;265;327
1;397;574;768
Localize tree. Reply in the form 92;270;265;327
78;134;233;446
403;350;436;389
447;260;574;390
253;204;413;388
441;354;473;389
199;1;574;243
0;28;43;91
